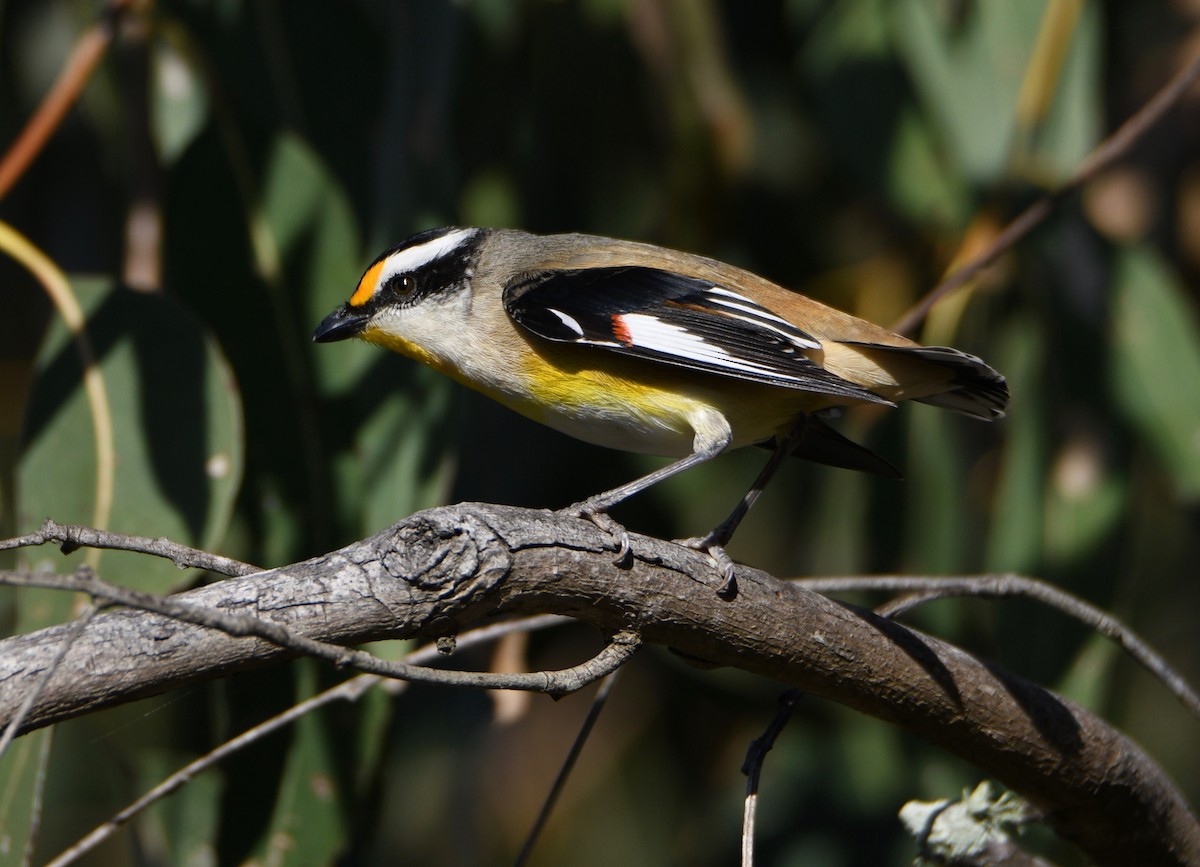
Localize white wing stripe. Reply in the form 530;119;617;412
693;287;821;349
548;308;585;337
620;314;814;382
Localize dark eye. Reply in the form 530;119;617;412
384;274;416;298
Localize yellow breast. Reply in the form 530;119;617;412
511;343;821;456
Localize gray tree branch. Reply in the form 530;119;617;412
0;502;1196;866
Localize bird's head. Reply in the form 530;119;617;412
313;227;485;360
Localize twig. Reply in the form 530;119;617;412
739;689;802;867
0;502;1194;865
0;0;134;200
798;573;1200;720
512;670;622;867
736;588;972;861
0;568;640;696
892;45;1200;336
0;587;98;764
0;519;259;577
44;615;572;867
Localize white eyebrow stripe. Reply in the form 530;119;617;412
379;228;479;284
619;314;813;382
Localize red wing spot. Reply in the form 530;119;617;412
610;314;633;346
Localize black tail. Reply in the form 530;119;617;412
843;342;1009;421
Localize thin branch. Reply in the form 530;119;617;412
0;504;1194;866
0;568;640;696
0;590;98;765
892;45;1200;336
0;519;259;577
740;689;802;867
737;583;935;863
512;669;622;867
45;614;572;867
798;573;1200;720
0;1;134;200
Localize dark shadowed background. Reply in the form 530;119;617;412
3;1;1199;864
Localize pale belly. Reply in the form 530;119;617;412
494;358;811;458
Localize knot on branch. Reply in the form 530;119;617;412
376;508;513;604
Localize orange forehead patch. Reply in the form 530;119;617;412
349;258;387;307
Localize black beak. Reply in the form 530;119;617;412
313;306;369;343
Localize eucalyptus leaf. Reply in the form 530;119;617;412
253;662;346;867
1111;247;1200;499
17;279;243;591
0;728;52;867
893;0;1044;181
984;318;1047;573
151;33;210;165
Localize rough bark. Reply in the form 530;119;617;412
1;503;1196;865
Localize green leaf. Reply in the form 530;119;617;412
17;280;243;590
259;133;376;394
893;0;1043;181
904;407;968;573
0;550;79;865
354;375;456;534
151;30;210;165
1055;632;1117;712
1025;0;1102;181
136;748;224;867
259;132;460;530
984;317;1047;573
887;103;972;229
254;662;346;867
0;728;52;867
1110;247;1200;500
1044;433;1125;566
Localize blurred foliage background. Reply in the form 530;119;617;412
2;0;1199;864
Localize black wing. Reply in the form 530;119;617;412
503;266;891;405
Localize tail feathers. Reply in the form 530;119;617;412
775;415;902;479
843;342;1009;421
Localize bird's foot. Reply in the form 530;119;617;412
675;533;738;598
561;499;632;566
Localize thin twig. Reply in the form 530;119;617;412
512;669;622;867
0;589;98;764
0;519;258;577
893;45;1200;336
44;615;572;867
739;689;803;867
0;1;134;200
798;573;1200;720
0;499;1194;865
736;590;955;862
0;568;640;695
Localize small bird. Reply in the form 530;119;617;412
315;227;1007;591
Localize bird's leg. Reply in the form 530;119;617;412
562;429;731;565
679;416;810;594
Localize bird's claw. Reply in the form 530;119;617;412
676;534;738;597
561;501;632;566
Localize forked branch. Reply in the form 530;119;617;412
0;503;1196;866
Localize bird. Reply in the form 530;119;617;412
314;227;1007;592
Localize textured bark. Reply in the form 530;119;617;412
1;503;1196;865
